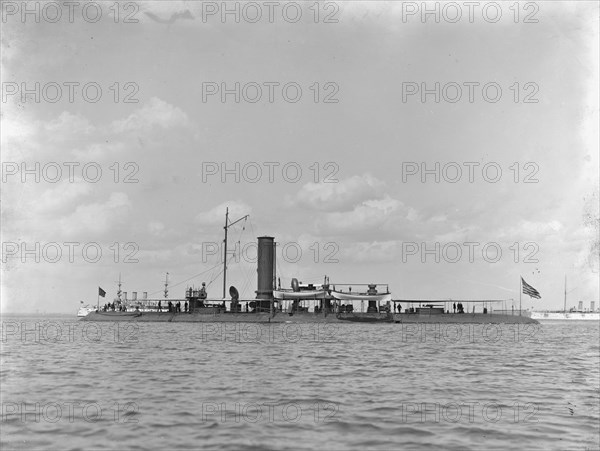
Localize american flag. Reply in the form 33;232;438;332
521;277;541;299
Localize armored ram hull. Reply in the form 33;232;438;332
81;311;538;324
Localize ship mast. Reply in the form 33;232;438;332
222;207;249;299
563;275;567;313
164;272;169;299
116;273;122;302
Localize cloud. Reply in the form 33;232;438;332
111;97;190;133
315;195;413;235
71;140;128;160
500;220;564;240
36;180;93;214
288;174;421;240
148;221;166;236
294;173;385;211
2;97;188;163
45;111;94;139
432;225;483;244
59;192;132;235
339;240;401;263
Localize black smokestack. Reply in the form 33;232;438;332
256;236;275;307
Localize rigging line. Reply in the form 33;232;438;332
241;217;258;297
240;273;251;299
208;264;223;286
235;216;254;293
217;215;249;289
209;263;220;288
211;246;242;288
275;240;286;278
238;252;255;298
230;222;248;267
166;262;223;291
228;215;247;247
247;216;256;241
209;251;237;287
228;245;244;283
232;216;256;298
207;268;223;287
208;236;225;287
208;241;243;289
227;237;252;298
276;263;286;289
197;228;220;284
146;261;223;296
235;216;247;242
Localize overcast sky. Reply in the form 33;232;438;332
1;1;598;313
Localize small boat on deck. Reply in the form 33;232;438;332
331;291;393;303
273;290;327;300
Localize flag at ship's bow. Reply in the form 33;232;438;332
521;277;541;299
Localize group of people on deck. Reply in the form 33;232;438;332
391;302;469;314
453;302;465;314
156;300;188;313
101;302;126;312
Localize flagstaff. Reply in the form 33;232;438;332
520;277;541;317
97;286;106;311
519;277;522;316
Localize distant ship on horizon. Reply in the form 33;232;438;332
531;304;599;321
531;277;598;320
531;311;599;320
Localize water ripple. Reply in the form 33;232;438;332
1;317;598;450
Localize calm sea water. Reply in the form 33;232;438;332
1;315;598;450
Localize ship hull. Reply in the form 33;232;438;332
530;312;599;321
80;311;538;324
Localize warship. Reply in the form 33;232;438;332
531;277;598;320
81;210;538;325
